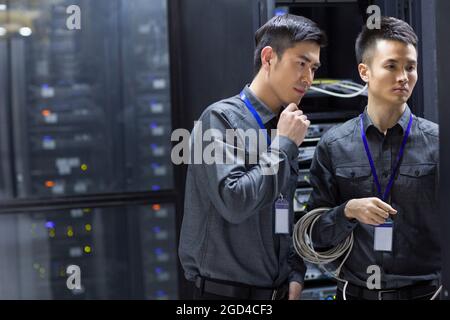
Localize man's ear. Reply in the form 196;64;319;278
260;46;274;70
358;63;370;83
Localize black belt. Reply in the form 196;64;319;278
195;277;281;300
339;281;439;300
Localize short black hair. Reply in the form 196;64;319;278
253;14;327;74
355;16;418;64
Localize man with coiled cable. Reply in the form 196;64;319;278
306;17;441;300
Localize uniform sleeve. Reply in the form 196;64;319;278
306;136;357;247
288;242;307;284
191;106;299;224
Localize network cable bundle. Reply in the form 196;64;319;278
309;79;368;98
293;207;353;299
292;208;442;300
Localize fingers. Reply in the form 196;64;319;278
366;214;385;226
283;105;308;123
371;214;387;225
370;204;390;219
373;198;397;214
367;198;396;225
365;217;378;226
292;110;308;123
286;108;309;125
277;103;309;146
292;109;304;116
284;103;299;112
350;198;398;226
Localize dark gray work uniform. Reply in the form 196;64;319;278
179;85;306;299
307;106;441;300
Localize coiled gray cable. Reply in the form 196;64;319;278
293;207;353;276
293;207;353;299
293;207;443;300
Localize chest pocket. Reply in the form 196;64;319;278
335;166;373;201
396;164;436;202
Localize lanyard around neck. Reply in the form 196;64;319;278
240;91;272;145
360;113;413;201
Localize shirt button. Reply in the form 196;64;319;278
383;171;389;178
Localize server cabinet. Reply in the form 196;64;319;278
9;0;120;198
0;202;178;299
121;0;174;192
0;0;180;299
7;0;174;198
0;35;13;200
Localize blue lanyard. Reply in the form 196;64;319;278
239;91;271;145
360;113;413;202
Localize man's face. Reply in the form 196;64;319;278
360;39;418;106
268;41;321;106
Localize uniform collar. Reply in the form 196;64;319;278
362;105;412;134
242;85;278;124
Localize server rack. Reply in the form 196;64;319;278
0;32;13;200
0;0;181;299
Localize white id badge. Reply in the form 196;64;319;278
374;221;393;252
274;195;290;234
